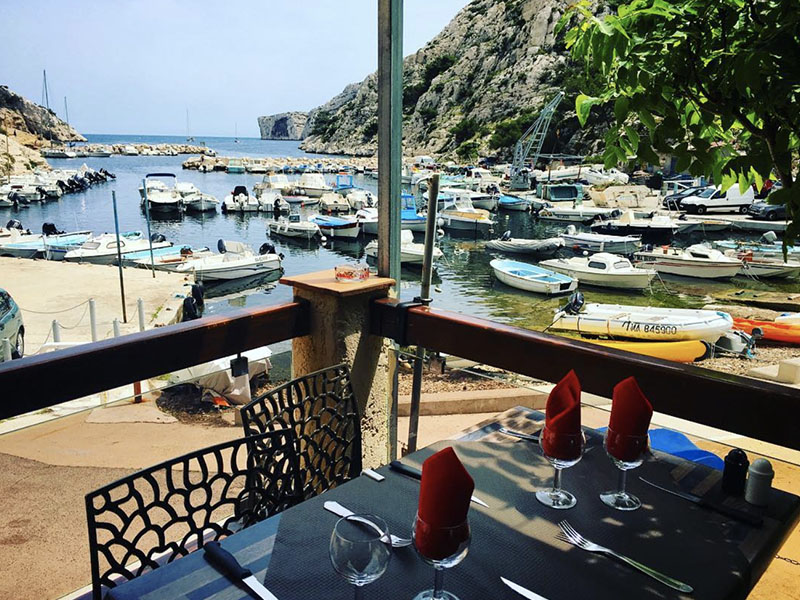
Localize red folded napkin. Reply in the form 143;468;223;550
415;447;474;560
606;376;653;462
541;370;582;460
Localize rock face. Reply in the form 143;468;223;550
0;133;50;175
0;86;85;144
300;0;606;158
257;112;309;140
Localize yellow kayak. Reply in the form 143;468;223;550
587;339;710;362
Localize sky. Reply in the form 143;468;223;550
0;0;471;137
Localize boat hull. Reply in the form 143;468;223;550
485;238;564;256
733;318;800;345
490;259;577;296
268;222;319;240
540;261;654;290
587;339;710;362
634;254;741;279
592;223;675;244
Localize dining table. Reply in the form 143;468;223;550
106;406;800;600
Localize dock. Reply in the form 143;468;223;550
0;257;189;355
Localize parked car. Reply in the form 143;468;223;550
680;185;755;214
661;186;708;210
0;288;24;361
747;201;787;221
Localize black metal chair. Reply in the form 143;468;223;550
240;363;362;501
85;430;301;599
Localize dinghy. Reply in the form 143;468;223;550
634;244;742;279
490;259;577;295
309;214;360;239
551;296;733;342
486;232;564;256
365;230;442;264
560;225;641;254
587;339;710;363
539;253;656;290
175;240;282;281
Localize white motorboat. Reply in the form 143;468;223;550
319;192;350;213
346;189;376;211
223;185;260;213
255;190;289;213
714;231;800;259
365;230;442;264
497;195;531;211
552;300;733;342
226;158;245;174
490;258;577;295
182;192;219;212
254;173;293;198
729;251;800;278
439;197;493;233
0;229;93;260
122;145;139;156
174;182;201;197
462;167;503;192
175;240;282;281
591;211;689;243
438;188;498;211
539;253;656;290
538;205;620;223
309;214;360;239
560;225;641;254
64;232;172;264
131;246;213;271
140;174;182;212
268;213;323;240
634;244;742;279
2;183;43;203
485;233;564;256
296;173;331;198
355;208;379;235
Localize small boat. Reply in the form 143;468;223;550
591;211;688;243
175;240;282;281
222;186;260;213
319;192;350;213
490;258;577;295
365;229;442;264
560;225;641;254
401;194;428;231
0;229;93;259
537;182;584;203
733;318;800;345
497;195;531;211
141;174;182;212
634;244;741;279
551;299;733;342
714;231;799;258
537;205;620;223
64;232;172;264
268;213;322;240
539;253;656;290
485;233;564;256
254;173;293;197
345;189;376;211
445;188;498;211
226;158;246;174
296;173;331;198
355;208;379;236
776;313;800;325
130;246;213;271
309;214;360;239
439;197;493;233
182;192;219;212
587;338;710;363
728;250;800;279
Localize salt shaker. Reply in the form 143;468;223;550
722;448;749;495
744;458;774;506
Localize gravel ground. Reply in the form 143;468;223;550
703;345;800;377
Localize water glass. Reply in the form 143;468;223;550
412;513;470;600
536;428;585;509
329;514;392;599
600;428;649;511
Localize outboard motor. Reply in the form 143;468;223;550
609;208;622;219
190;282;205;310
5;219;23;230
181;296;200;322
565;224;577;235
761;231;778;244
500;230;512;241
57;180;69;193
150;233;166;243
259;242;276;256
217;239;227;254
42;222;64;236
560;291;585;315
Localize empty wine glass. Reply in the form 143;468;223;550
600;428;649;511
536;428;585;509
329;514;392;599
412;512;470;600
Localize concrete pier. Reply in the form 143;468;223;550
0;257;188;354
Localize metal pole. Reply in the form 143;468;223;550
52;320;61;343
407;174;439;453
89;298;97;342
1;338;12;362
138;298;146;332
112;318;121;338
141;178;156;277
378;0;404;461
112;191;128;323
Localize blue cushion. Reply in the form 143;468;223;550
597;427;724;470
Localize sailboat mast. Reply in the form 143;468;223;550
64;96;70;125
42;70;50;109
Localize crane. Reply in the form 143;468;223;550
509;91;563;191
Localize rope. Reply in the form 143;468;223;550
18;299;90;315
57;302;90;330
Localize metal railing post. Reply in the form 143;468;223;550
1;338;11;362
138;298;146;332
52;320;61;343
89;298;98;342
112;318;121;338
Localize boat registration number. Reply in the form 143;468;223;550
622;321;678;335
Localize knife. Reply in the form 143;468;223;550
204;541;280;600
389;460;490;508
501;577;550;599
498;427;540;443
639;477;763;527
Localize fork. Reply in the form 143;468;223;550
498;427;540;442
557;520;693;593
323;501;412;548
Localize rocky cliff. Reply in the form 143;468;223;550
300;0;607;159
257;111;309;140
0;86;85;145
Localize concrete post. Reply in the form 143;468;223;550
280;269;395;468
112;318;121;338
51;320;61;343
1;338;12;362
138;298;146;332
89;298;98;342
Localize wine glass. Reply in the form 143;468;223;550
412;513;470;600
536;427;585;509
599;428;649;511
329;514;392;599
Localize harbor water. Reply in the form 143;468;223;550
3;135;796;334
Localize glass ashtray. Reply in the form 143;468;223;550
335;263;370;283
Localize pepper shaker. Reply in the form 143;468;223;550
722;448;749;495
745;458;774;506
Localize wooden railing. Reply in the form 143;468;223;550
0;301;309;421
370;298;800;452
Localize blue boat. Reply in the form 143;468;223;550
401;193;427;231
334;174;355;195
1;230;93;260
714;239;799;258
309;214;360;239
490;259;577;295
121;244;202;264
498;195;531;211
